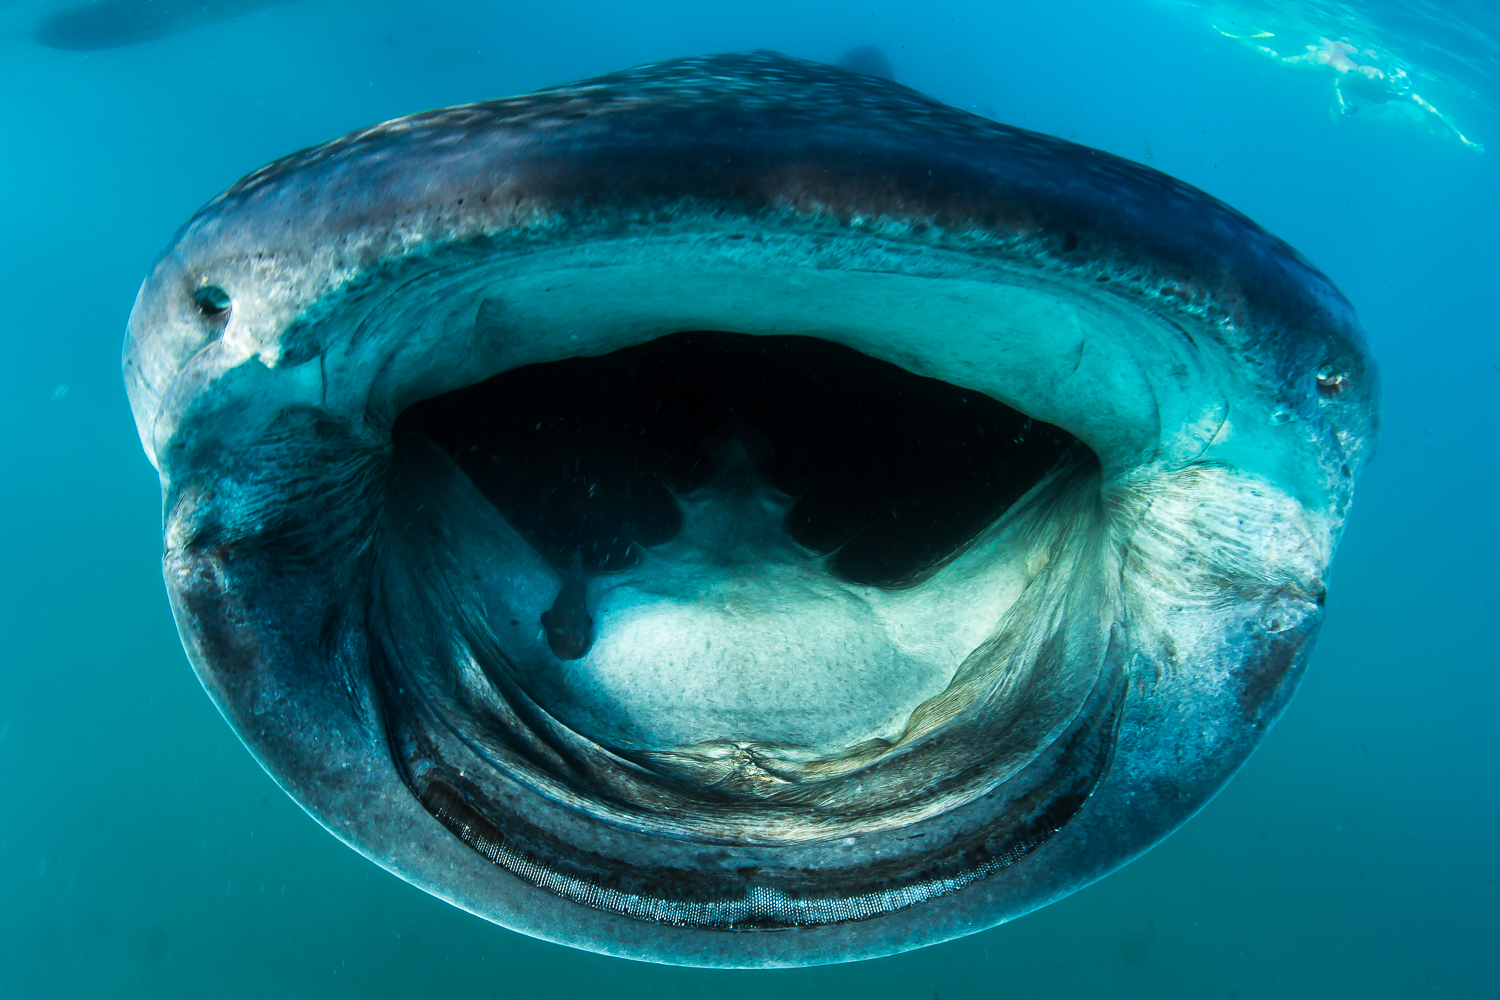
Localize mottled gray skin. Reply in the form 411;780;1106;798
123;53;1378;966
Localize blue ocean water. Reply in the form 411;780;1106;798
0;0;1495;995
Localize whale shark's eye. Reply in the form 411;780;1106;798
1317;364;1349;396
192;284;231;319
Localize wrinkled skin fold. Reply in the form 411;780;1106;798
124;52;1378;967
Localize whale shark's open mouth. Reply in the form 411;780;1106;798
123;52;1378;966
383;326;1110;925
403;331;1079;749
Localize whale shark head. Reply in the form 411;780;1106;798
123;52;1378;967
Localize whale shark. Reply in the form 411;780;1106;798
123;52;1379;967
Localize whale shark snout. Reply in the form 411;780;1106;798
123;51;1378;967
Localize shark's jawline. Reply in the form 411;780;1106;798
417;659;1124;930
125;52;1378;967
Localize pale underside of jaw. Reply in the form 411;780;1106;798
387;426;1104;811
441;431;1051;756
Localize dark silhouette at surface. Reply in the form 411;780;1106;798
33;0;292;50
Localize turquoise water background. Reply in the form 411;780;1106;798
1;0;1496;995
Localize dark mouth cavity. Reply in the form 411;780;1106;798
404;331;1074;588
